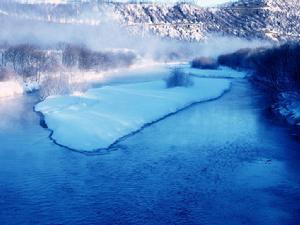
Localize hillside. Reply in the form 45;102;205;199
112;0;300;41
0;0;299;42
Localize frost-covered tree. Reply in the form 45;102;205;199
3;44;58;82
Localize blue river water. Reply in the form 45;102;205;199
0;79;299;225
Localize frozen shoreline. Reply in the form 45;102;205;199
0;61;180;99
272;91;300;127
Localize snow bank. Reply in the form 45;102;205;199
0;80;23;98
36;78;231;152
103;65;171;83
35;63;171;90
279;102;300;126
274;92;300;126
67;63;245;87
179;64;246;78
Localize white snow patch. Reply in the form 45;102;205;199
36;78;231;151
0;80;24;98
179;64;246;78
68;63;245;86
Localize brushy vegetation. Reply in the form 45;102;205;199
191;57;219;70
217;43;300;91
218;48;254;70
39;73;71;100
0;68;15;81
1;44;59;82
62;44;137;71
0;43;137;83
0;43;138;97
165;68;194;88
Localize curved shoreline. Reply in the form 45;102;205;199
33;87;231;155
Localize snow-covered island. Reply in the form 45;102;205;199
35;76;231;152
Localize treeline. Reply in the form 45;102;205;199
0;44;59;82
191;57;218;70
62;45;137;71
0;43;137;82
217;43;300;90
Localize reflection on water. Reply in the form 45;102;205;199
0;79;300;225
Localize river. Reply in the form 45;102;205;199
0;78;299;225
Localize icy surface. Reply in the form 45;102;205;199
36;78;230;151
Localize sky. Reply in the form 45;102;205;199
116;0;233;6
149;0;233;6
128;1;233;6
18;0;233;7
195;0;232;6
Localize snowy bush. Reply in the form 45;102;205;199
0;68;15;81
165;68;194;88
62;44;137;71
3;44;59;82
191;57;219;70
39;73;71;100
62;44;81;68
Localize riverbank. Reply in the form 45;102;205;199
0;61;184;99
249;76;300;130
271;91;300;126
217;43;300;131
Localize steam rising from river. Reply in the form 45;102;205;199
0;14;269;61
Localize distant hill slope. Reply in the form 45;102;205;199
112;0;300;42
0;0;299;42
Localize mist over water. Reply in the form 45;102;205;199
0;13;269;61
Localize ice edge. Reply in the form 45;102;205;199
33;84;231;155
